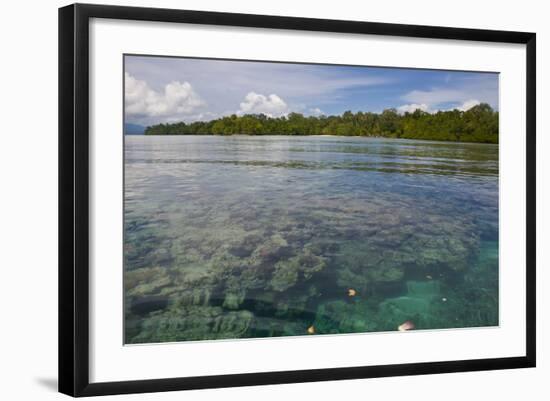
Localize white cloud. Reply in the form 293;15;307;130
162;111;219;123
126;57;393;116
456;99;481;111
125;72;205;120
397;99;482;114
237;92;289;117
397;103;431;114
400;78;497;112
309;107;324;116
401;88;467;105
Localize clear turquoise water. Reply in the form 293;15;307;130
124;135;499;343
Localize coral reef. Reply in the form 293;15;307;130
123;136;499;343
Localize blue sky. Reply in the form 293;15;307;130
124;55;499;126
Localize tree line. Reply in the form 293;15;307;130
144;103;498;143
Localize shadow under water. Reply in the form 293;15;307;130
124;136;499;344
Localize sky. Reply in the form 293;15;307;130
124;55;499;127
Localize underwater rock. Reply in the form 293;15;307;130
269;249;326;292
167;287;214;308
273;293;313;319
234;265;269;290
369;263;405;283
270;260;299;292
255;234;291;262
130;295;169;315
125;266;172;297
314;300;375;334
228;233;263;258
147;247;173;267
336;266;370;294
128;306;254;343
298;250;326;279
124;214;174;271
247;315;306;338
331;204;480;296
223;291;246;310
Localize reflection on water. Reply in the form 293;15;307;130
124;135;499;344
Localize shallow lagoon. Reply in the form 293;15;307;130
124;135;499;343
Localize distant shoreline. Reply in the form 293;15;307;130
140;131;498;145
140;105;499;144
127;133;498;145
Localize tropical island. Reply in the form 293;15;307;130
144;103;498;144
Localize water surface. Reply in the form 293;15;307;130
124;135;499;343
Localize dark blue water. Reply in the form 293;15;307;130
124;135;498;343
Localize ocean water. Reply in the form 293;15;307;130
124;135;499;344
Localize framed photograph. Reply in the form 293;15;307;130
59;3;536;397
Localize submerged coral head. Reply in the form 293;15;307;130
398;320;415;332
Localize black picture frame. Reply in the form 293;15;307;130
59;3;536;397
